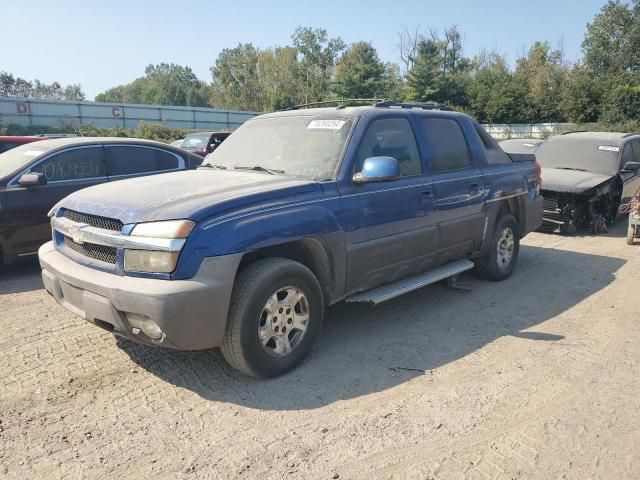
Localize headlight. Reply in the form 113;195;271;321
124;250;180;273
131;220;195;239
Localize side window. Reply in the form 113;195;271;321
422;118;472;172
30;147;105;182
355;117;422;177
621;143;634;169
106;146;180;176
473;123;512;164
633;141;640;163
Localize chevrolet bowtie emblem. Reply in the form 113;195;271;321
69;225;85;245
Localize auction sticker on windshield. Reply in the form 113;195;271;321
307;119;346;130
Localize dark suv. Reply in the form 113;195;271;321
0;137;202;264
180;131;231;157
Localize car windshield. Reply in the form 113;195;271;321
201;115;354;180
0;142;51;179
181;134;210;150
535;139;621;176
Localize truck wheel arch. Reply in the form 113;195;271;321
236;238;335;306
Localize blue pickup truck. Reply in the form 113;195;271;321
39;102;543;378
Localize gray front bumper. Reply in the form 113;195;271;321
38;242;242;350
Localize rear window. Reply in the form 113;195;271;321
105;146;181;176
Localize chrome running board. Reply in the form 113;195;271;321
346;258;475;304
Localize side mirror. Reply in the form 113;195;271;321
623;161;640;172
18;172;47;187
353;156;400;184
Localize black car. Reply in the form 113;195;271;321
0;137;203;264
536;131;640;233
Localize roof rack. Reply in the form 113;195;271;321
375;101;453;111
279;99;385;111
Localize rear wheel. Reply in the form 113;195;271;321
221;258;324;378
474;213;520;281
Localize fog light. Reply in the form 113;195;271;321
127;313;164;341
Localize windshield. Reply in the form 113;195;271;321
0;142;50;179
181;134;210;150
201;115;354;180
535;139;620;176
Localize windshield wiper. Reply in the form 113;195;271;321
199;164;227;170
234;165;285;175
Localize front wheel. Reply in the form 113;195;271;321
221;258;324;378
474;213;520;281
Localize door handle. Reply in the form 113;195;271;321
469;183;480;193
421;189;433;197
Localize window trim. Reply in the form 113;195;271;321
352;115;423;179
8;145;107;187
620;142;634;171
421;116;474;174
103;144;185;179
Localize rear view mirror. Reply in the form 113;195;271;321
18;172;47;187
623;161;640;172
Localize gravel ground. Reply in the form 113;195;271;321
1;221;639;479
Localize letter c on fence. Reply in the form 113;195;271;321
17;103;29;114
112;107;121;117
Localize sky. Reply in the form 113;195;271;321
1;0;608;100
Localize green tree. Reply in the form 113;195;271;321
257;46;302;110
333;42;386;98
560;66;602;123
514;41;568;122
291;26;345;102
405;39;441;101
601;84;640;123
0;71;85;100
96;63;209;107
467;52;530;123
583;0;640;78
209;43;261;111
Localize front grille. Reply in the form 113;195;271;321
63;236;117;264
543;197;559;211
63;209;123;232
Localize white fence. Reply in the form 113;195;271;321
0;97;260;131
482;123;577;139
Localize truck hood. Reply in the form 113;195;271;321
57;170;319;224
541;167;613;194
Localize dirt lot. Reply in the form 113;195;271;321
1;222;640;480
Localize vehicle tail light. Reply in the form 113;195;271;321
533;158;542;193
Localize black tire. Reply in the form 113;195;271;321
474;213;520;281
221;258;324;378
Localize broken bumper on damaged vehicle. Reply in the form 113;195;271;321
38;242;242;350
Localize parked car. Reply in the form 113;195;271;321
499;138;543;154
180;131;231;157
170;139;184;147
536;131;640;233
0;137;203;264
39;102;543;378
0;136;45;154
